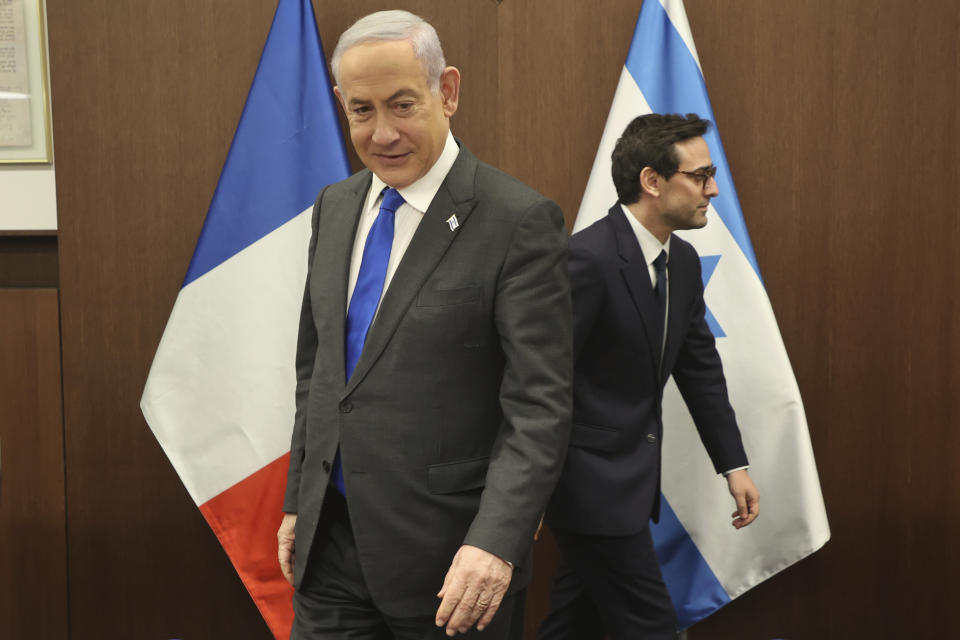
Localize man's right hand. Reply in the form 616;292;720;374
278;513;297;585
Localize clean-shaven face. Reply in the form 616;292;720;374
334;39;458;189
659;136;719;232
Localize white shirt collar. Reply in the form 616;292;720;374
365;130;459;213
620;203;671;266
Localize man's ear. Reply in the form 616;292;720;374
333;86;346;112
438;67;461;118
639;167;662;198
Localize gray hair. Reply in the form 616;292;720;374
331;10;446;92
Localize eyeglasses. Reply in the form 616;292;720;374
675;165;717;189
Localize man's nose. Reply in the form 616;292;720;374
704;175;719;197
371;115;400;146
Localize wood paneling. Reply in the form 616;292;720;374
45;0;960;638
0;235;58;287
48;1;278;637
496;0;641;230
0;289;67;640
683;1;960;637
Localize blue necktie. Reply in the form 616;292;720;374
333;187;404;495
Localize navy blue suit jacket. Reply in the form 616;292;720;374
546;205;748;536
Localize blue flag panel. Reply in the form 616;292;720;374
184;0;349;286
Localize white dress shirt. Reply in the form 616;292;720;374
346;130;460;310
620;203;671;289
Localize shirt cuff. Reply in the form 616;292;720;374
722;466;749;477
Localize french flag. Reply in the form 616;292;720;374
140;1;349;637
574;0;831;629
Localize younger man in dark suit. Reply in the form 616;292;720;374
539;113;759;640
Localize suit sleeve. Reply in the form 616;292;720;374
282;190;325;513
671;254;749;474
462;199;573;565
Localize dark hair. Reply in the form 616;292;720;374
611;113;711;204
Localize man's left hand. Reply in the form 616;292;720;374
726;469;759;529
435;544;513;636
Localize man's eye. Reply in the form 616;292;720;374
395;102;414;112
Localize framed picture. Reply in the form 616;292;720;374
0;0;52;163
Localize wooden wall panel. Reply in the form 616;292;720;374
0;235;59;287
496;0;641;230
46;0;960;638
683;1;960;637
0;289;67;640
49;1;278;637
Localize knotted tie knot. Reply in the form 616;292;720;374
379;187;405;217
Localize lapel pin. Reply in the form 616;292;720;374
446;213;460;232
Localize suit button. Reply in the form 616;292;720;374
322;460;331;473
646;434;658;443
339;401;353;413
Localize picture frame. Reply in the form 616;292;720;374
0;0;52;164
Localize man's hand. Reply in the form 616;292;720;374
435;544;513;636
726;469;759;529
277;513;297;585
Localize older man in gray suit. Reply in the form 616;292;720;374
276;10;572;640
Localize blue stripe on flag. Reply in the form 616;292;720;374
625;0;760;280
651;495;731;629
698;254;726;337
183;0;350;286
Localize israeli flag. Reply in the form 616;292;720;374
575;0;830;628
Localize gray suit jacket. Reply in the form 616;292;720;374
283;142;572;616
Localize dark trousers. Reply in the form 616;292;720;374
292;489;526;640
537;526;677;640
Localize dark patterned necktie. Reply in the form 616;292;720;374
653;250;668;369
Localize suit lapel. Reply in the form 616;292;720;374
610;206;665;383
343;144;479;396
314;173;370;388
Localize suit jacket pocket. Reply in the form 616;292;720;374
417;285;481;307
568;422;621;453
428;455;489;494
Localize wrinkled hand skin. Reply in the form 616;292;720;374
726;469;759;529
435;545;513;636
277;513;297;585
